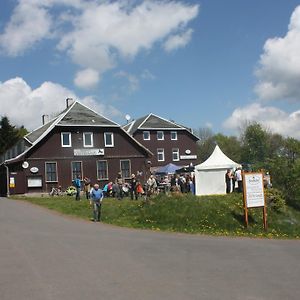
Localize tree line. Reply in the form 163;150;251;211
195;123;300;208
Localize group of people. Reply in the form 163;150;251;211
72;171;196;221
225;167;243;194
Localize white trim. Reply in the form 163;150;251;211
61;132;72;147
157;131;164;140
143;131;150;140
96;160;108;180
157;148;165;162
83;132;94;147
171;131;178;140
45;161;58;182
120;159;131;179
172;148;180;161
104;132;114;147
71;161;83;180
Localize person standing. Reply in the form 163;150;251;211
130;174;138;200
73;175;81;201
225;169;232;194
83;176;91;200
235;167;243;193
90;184;104;222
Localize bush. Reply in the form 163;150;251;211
265;188;286;212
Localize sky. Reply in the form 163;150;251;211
0;0;300;139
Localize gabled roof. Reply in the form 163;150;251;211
123;113;198;140
25;101;118;144
3;100;151;164
195;145;240;170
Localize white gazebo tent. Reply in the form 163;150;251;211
195;145;240;196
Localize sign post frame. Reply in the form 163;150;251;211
242;172;267;231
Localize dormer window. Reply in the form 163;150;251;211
171;131;177;140
104;132;114;147
83;132;93;147
61;132;72;147
143;131;150;140
157;131;164;140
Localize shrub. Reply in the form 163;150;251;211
265;188;286;212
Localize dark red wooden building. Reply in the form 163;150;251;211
0;101;152;196
123;113;199;169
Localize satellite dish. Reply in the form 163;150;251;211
22;161;29;169
125;114;131;121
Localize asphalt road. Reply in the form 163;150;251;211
0;197;299;300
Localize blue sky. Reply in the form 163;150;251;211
0;0;300;138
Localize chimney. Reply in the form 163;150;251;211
42;114;49;125
66;98;74;108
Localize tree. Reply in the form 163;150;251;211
0;116;28;155
240;122;269;164
214;133;242;163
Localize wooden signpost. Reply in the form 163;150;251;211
242;172;267;230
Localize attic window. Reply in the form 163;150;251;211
83;132;93;147
104;132;114;147
157;131;164;140
143;131;150;140
61;132;72;147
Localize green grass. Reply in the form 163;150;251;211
12;193;300;238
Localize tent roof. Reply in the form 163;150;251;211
195;145;240;170
155;163;181;174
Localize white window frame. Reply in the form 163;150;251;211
120;159;131;179
157;131;164;140
104;132;114;147
83;132;93;147
71;161;83;180
172;148;180;161
45;161;58;182
97;160;108;180
171;131;178;141
157;148;165;162
143;131;150;140
61;132;72;147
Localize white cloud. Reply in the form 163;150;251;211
255;5;300;101
0;1;54;56
223;103;300;139
115;71;139;92
0;77;121;130
0;1;199;85
163;28;193;52
74;68;100;89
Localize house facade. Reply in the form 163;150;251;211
0;101;152;196
123;113;199;168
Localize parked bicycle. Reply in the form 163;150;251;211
49;186;63;196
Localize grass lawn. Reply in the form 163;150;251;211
12;192;300;238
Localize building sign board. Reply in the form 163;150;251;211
180;155;197;160
74;148;104;156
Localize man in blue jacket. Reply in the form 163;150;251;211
90;184;104;222
73;175;81;201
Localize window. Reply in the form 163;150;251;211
120;160;131;178
97;160;108;180
45;162;57;182
157;148;165;162
157;131;164;140
104;132;114;147
61;132;72;147
172;148;180;161
171;131;177;140
143;131;150;140
83;132;93;147
71;161;82;180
